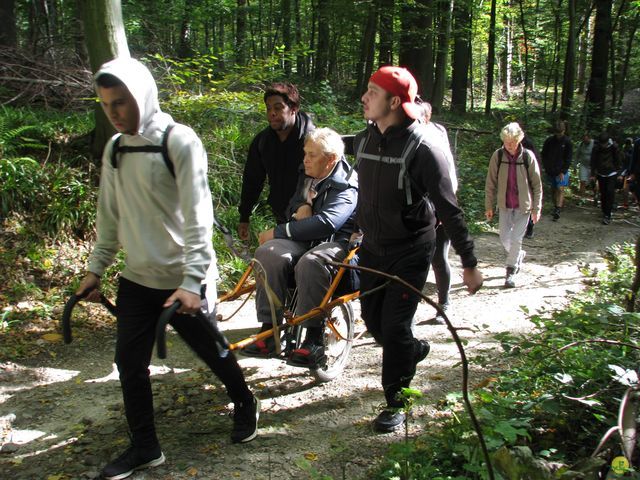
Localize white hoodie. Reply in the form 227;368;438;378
88;57;217;298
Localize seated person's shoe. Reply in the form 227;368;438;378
374;408;406;433
241;332;281;358
101;445;165;480
288;340;326;367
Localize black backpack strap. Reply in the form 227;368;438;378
400;128;426;205
110;134;123;170
161;124;176;177
110;124;176;177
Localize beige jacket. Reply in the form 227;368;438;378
485;147;543;215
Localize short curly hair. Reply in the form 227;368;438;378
264;82;300;110
305;127;344;160
500;122;525;143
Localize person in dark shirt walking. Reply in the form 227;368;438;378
238;82;315;240
541;122;572;221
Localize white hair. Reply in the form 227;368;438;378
500;122;525;143
305;127;345;160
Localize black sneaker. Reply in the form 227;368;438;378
602;216;611;225
101;445;165;480
414;339;431;365
231;396;260;443
374;408;406;432
552;207;560;221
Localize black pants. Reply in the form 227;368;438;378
115;277;252;449
597;175;617;218
359;242;434;408
431;226;451;305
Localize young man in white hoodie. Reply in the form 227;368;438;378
73;57;259;480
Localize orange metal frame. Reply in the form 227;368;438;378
216;248;360;352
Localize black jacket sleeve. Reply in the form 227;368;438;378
412;144;477;268
238;132;267;222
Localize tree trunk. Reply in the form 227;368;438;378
314;0;330;80
0;0;17;47
501;10;512;98
585;0;612;131
378;0;394;66
294;0;305;75
431;0;452;113
485;0;497;114
78;0;130;161
517;0;530;108
399;0;431;95
177;0;195;58
561;0;577;118
236;0;248;65
282;0;292;75
356;0;378;96
617;11;640;107
451;0;471;113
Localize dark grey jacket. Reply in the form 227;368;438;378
355;120;477;268
273;158;358;245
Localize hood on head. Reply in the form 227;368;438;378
94;57;160;135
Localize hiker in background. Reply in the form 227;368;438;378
355;66;483;433
541;121;572;221
73;57;259;480
575;133;596;201
419;101;457;325
620;137;635;210
520;134;539;239
485;122;543;288
241;127;357;365
238;82;315;241
591;132;622;225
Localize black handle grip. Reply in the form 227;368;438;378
156;301;229;360
156;301;181;359
61;291;116;344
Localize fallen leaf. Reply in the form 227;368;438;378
42;333;63;342
304;452;318;461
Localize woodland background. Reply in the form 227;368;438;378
2;0;640;479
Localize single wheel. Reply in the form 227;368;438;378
311;302;354;383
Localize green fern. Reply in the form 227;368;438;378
0;114;46;160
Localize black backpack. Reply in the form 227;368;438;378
109;124;234;240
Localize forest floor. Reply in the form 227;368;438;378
1;195;639;480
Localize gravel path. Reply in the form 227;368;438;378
1;202;639;479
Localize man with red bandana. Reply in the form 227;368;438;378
354;66;483;432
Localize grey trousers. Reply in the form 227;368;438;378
253;239;347;327
498;207;529;269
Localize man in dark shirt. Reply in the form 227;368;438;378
355;66;483;433
238;83;315;240
541;122;572;221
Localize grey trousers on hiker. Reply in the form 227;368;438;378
499;207;529;269
253;239;347;327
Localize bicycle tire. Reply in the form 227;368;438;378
311;302;354;383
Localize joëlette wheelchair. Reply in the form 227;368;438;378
62;247;359;384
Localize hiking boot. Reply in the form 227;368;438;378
101;445;165;480
552;207;560;221
504;267;516;288
602;216;611;225
374;408;406;433
231;395;260;444
288;340;325;368
428;303;449;325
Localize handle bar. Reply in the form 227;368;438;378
61;291;116;344
156;300;229;360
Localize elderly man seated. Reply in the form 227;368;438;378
242;127;358;366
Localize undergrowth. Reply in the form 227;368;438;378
370;242;639;479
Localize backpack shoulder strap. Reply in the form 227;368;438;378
161;124;176;178
400;128;426;205
110;134;123;170
110;124;176;177
346;131;370;182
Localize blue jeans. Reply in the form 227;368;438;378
115;277;251;448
